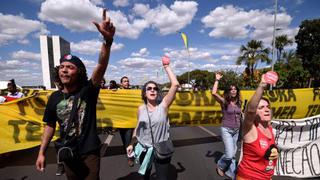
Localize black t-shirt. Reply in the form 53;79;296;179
43;80;101;154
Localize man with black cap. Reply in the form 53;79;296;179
36;9;115;179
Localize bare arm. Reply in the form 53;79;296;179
91;9;116;86
242;75;268;136
35;122;56;171
162;57;180;108
126;106;141;155
211;73;224;104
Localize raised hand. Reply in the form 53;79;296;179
264;71;278;85
162;56;170;66
92;9;116;41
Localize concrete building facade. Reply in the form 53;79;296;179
40;35;70;89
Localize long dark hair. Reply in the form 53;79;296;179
141;80;163;105
7;79;17;91
223;84;242;109
53;65;88;90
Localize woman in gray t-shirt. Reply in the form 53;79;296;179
126;56;179;180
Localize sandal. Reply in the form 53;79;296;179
216;167;225;177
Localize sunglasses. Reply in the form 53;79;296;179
146;86;159;91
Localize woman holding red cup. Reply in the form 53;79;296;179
126;56;179;180
237;71;279;180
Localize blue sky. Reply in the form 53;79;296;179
0;0;319;86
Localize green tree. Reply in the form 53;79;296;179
275;35;293;62
295;19;320;87
274;50;310;88
177;69;244;90
236;40;271;86
178;69;212;89
214;70;244;90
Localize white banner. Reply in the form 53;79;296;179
272;114;320;178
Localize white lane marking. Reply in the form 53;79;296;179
101;134;114;156
197;125;218;137
103;134;114;145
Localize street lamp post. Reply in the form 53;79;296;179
270;0;278;91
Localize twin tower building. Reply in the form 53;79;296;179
40;36;70;89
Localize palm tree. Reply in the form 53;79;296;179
275;35;293;61
236;40;270;86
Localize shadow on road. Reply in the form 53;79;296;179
116;162;186;180
103;136;222;157
1;136;222;169
206;150;224;164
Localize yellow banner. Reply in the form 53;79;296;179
1;88;320;154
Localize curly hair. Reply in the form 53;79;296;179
53;65;88;90
141;80;163;105
223;84;242;109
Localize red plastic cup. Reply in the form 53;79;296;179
265;71;278;84
162;56;170;65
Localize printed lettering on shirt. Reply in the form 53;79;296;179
259;139;268;149
265;160;274;172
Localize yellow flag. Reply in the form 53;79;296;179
180;32;188;50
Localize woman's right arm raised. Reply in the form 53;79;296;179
211;72;224;104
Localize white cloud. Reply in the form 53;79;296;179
163;47;213;61
38;0;197;39
201;5;296;44
0;58;42;86
17;39;30;44
11;50;41;61
111;42;125;52
71;39;100;55
0;13;48;46
201;64;245;73
107;64;118;71
110;10;149;39
82;59;97;69
131;48;149;57
71;39;124;55
113;0;129;7
38;0;148;39
38;0;100;32
133;1;198;35
221;55;234;61
118;57;160;68
90;0;104;5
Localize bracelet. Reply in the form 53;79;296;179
258;82;267;88
104;38;113;47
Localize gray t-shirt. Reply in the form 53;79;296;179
136;102;170;147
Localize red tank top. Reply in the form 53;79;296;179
237;125;277;180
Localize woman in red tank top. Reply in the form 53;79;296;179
237;73;279;180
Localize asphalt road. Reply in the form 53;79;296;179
0;126;317;180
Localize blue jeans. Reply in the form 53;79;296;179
217;127;239;178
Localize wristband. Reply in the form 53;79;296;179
258;82;267;88
104;38;113;47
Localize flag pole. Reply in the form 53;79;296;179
187;50;190;85
178;31;190;85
